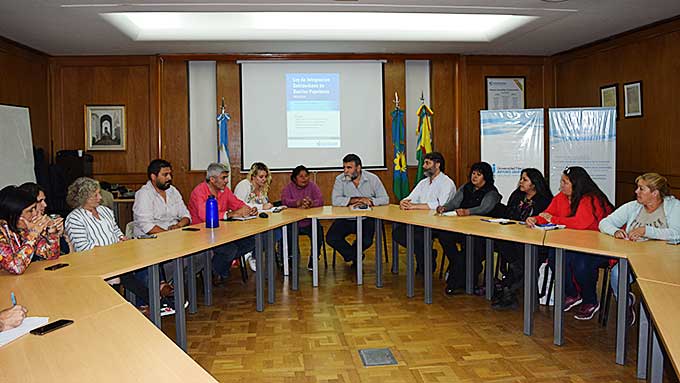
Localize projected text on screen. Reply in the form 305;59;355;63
286;73;340;148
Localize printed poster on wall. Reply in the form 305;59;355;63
549;107;616;204
486;77;525;110
480;109;544;204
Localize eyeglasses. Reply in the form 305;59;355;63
563;166;572;175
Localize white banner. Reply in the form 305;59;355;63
480;109;544;203
548;107;616;204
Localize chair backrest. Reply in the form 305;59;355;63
125;221;135;238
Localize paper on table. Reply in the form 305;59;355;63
0;317;49;347
232;215;257;221
441;211;457;217
350;205;372;211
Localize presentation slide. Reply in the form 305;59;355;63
286;73;340;148
240;61;385;170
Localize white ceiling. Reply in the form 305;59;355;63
1;0;679;56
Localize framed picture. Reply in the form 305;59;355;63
599;84;618;119
85;105;126;151
485;76;526;110
623;81;643;118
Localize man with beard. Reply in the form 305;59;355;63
133;159;191;237
132;159;191;312
327;153;389;266
392;152;456;274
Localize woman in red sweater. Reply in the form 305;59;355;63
527;166;613;320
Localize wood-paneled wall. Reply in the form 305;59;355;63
459;56;553;188
553;18;680;202
0;37;49;156
159;54;465;203
39;52;555;202
11;15;679;206
49;56;160;189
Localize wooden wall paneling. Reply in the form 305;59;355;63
460;56;549;193
0;37;50;158
553;21;680;199
160;59;200;198
49;56;158;190
430;56;458;184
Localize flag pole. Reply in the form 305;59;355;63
393;91;400;110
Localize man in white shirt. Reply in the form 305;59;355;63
132;159;192;298
393;152;456;274
133;159;191;238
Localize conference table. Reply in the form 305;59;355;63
1;204;678;382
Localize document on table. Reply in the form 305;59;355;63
232;215;257;221
0;317;49;347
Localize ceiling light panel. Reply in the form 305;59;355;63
102;12;537;42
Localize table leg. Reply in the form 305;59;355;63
391;223;399;274
255;233;264;312
282;225;289;277
375;218;383;288
173;257;187;351
637;302;649;380
485;238;494;300
291;222;299;291
203;250;212;306
554;248;565;346
187;255;197;314
312;218;319;288
465;235;474;295
356;217;363;285
424;227;432;304
267;230;275;304
406;224;414;298
148;263;161;327
523;244;535;336
615;258;629;365
650;326;664;383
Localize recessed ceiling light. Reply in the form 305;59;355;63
102;12;537;42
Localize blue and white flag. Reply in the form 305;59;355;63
217;110;231;189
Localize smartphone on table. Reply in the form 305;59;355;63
30;319;74;335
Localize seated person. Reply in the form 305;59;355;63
188;163;257;286
281;165;324;270
234;162;276;211
393;151;456;274
599;172;679;324
0;305;27;332
436;162;502;295
64;177;168;315
327;153;389;266
491;168;553;310
527;166;613;321
19;182;71;253
0;186;60;274
234;162;282;270
133;159;191;292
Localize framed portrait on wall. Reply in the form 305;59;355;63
623;81;643;118
485;77;526;110
85;105;126;151
599;84;618;119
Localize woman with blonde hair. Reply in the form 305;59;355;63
599;173;679;324
233;162;274;210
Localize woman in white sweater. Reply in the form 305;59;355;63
599;173;679;324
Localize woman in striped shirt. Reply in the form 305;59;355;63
64;177;125;251
64;177;175;316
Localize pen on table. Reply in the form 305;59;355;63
11;292;16;306
480;218;491;222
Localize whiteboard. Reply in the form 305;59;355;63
0;104;36;188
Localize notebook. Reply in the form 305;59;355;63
0;317;49;347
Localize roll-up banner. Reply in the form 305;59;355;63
548;107;616;204
480;109;545;203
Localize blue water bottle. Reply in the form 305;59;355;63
205;195;219;229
